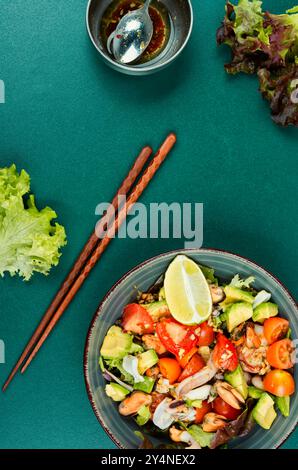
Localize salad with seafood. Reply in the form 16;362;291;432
99;255;295;449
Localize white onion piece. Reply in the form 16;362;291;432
184;385;212;401
122;355;144;383
253;290;271;309
252;376;264;390
153;398;174;430
254;324;264;336
103;369;133;391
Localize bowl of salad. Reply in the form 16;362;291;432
84;249;298;449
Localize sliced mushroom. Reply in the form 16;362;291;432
119;392;152;416
152;398;174;430
209;285;224;304
202;413;227;432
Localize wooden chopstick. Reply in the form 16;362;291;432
20;133;176;374
2;146;152;392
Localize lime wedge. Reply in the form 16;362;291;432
164;255;212;325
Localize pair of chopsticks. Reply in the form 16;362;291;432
2;133;176;391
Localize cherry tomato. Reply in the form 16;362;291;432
267;339;293;369
197;322;215;347
213;333;238;371
122;304;154;335
179;347;198;368
156;319;198;359
194;400;212;423
263;369;295;397
158;358;181;384
264;317;289;345
213;397;242;420
178;353;205;382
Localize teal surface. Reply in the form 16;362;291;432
0;0;297;449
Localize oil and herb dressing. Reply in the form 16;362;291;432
100;0;171;64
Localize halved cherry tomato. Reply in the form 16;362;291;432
156;319;198;359
194;400;212;423
213;397;242;420
178;353;205;382
122;304;154;335
197;322;215;347
213;333;238;372
267;339;293;369
179;347;198;368
264;317;289;345
263;369;295;397
158;358;181;384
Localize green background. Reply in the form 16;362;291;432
0;0;297;449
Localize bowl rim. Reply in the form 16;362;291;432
86;0;194;74
84;247;298;449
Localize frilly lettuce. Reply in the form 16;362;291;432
0;165;66;280
229;274;255;288
217;1;298;126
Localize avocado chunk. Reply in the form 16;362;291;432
105;383;130;402
129;342;144;354
136;405;151;426
225;365;248;399
138;349;158;375
248;386;264;400
226;302;253;332
224;285;254;304
143;301;169;322
134;376;155;393
252;302;278;323
276;396;290;417
252;393;277;430
100;326;133;359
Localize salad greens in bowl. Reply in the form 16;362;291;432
84;249;298;449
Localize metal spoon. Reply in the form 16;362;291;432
107;0;153;64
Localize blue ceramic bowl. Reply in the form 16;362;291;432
84;249;298;449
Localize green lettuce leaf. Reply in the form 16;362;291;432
233;0;264;43
0;165;66;280
229;274;255;288
199;264;218;285
187;425;215;448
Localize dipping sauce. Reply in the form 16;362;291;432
100;0;170;63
